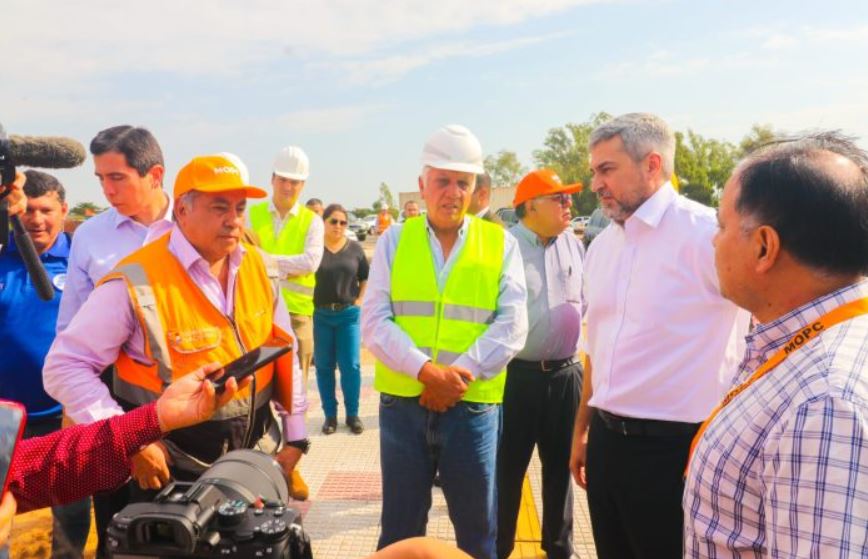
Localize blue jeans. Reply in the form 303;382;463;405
313;305;362;417
378;394;501;559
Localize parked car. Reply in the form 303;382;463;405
583;208;610;248
347;212;367;241
362;214;378;234
495;207;518;227
571;215;590;233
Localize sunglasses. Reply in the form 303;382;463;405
539;193;571;207
328;218;348;226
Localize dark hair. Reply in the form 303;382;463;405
736;131;868;275
23;170;65;203
90;125;164;178
323;203;348;221
476;172;492;190
306;198;323;207
515;202;527;219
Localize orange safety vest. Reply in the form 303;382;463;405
98;233;295;422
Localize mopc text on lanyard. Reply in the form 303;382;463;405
686;297;868;476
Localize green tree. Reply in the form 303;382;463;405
739;123;780;156
532;112;612;215
68;201;105;220
373;183;399;218
483;150;526;188
674;130;738;206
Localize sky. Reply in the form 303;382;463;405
3;0;868;208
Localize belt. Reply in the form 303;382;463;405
316;302;352;311
596;409;700;437
511;356;578;372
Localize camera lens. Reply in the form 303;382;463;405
197;449;289;505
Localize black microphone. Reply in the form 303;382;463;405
9;210;55;300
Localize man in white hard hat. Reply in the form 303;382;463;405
246;146;321;501
248;146;323;388
376;203;393;235
362;124;528;559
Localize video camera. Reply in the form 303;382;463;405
106;450;313;558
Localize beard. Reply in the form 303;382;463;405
598;187;650;225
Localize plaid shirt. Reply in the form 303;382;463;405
684;280;868;558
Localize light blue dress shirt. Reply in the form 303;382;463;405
508;221;584;361
56;203;173;332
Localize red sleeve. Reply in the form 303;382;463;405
9;403;163;513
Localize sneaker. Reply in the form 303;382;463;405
346;416;364;434
322;417;337;435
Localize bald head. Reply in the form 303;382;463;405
734;131;868;276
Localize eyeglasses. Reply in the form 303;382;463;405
539;193;571;207
328;218;348;226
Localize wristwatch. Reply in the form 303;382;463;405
286;438;311;454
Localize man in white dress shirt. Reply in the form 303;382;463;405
246;146;324;389
568;113;749;559
46;125;173;557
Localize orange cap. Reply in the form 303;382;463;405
512;169;581;207
173;155;268;200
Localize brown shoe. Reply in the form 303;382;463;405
289;469;309;501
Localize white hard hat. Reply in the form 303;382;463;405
214;152;250;184
272;146;310;180
420;124;484;174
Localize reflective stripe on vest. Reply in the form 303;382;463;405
249;202;317;316
374;216;507;403
100;235;281;421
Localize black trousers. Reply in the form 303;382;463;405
496;360;582;559
585;411;698;559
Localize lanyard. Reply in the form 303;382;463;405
686;297;868;474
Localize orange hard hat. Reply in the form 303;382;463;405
513;169;581;208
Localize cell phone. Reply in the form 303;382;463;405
211;339;292;394
0;400;26;498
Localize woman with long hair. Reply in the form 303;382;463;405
313;204;369;434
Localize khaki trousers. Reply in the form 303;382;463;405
290;312;314;387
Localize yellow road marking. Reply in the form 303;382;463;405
509;475;545;558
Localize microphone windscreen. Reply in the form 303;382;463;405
9;135;86;169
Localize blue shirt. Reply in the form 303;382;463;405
0;232;70;418
508;221;584;361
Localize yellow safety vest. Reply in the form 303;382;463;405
249;202;317;316
374;216;507;403
99;233;295;421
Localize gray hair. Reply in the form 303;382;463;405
589;113;675;177
177;190;199;212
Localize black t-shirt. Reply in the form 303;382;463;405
314;240;370;306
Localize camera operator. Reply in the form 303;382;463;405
43;154;307;518
0;365;250;548
0;170;90;558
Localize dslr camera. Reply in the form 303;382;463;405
106;450;313;558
